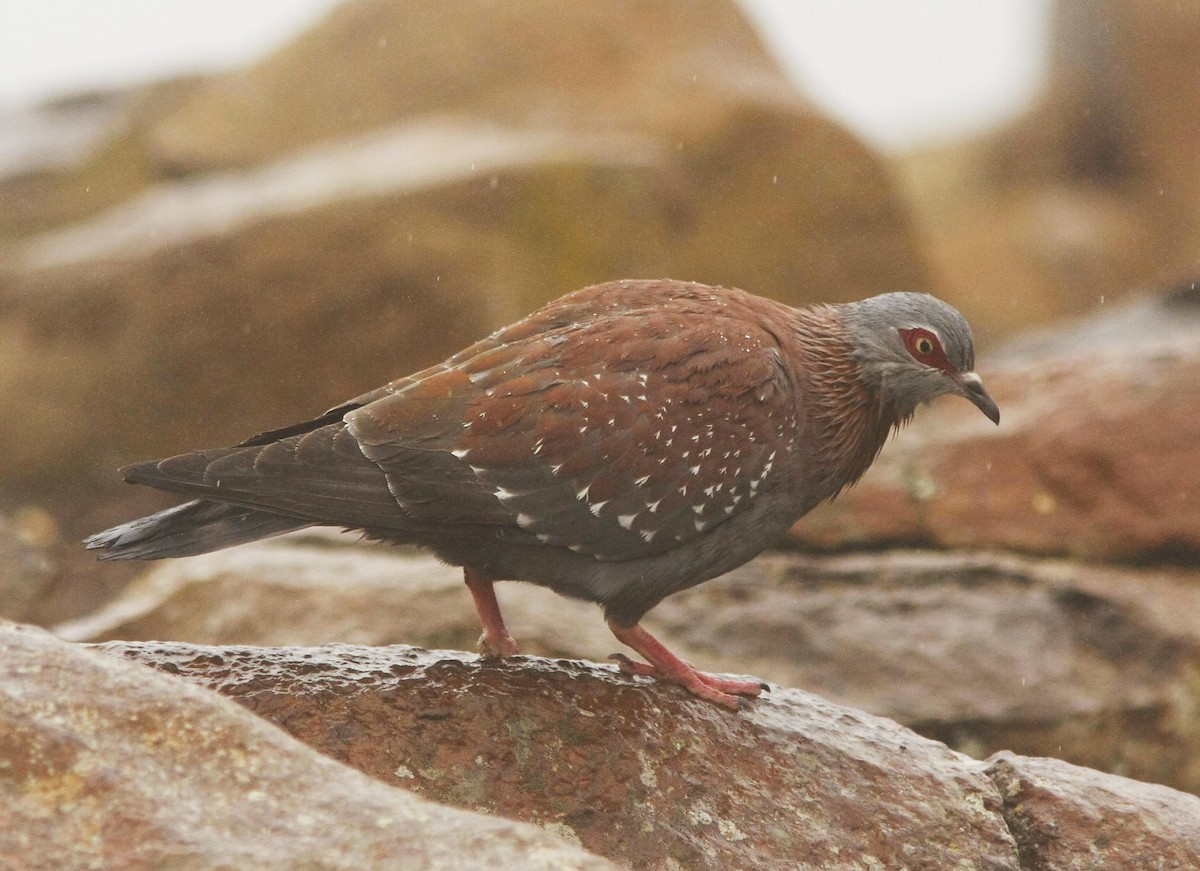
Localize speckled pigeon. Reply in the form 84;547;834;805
87;279;999;709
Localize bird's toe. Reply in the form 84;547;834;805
609;652;656;677
609;653;760;710
692;671;767;697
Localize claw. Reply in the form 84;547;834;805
609;652;654;677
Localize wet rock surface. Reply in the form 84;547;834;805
0;621;615;870
59;540;1200;797
94;639;1200;871
94;639;1023;870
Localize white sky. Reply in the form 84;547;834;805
0;0;1048;152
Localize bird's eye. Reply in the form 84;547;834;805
899;327;953;372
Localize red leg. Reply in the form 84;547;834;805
464;567;518;658
606;620;766;711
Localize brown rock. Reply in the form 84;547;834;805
789;289;1200;563
60;538;1200;795
651;550;1200;797
95;638;1025;870
987;752;1200;870
0;79;203;241
0;621;615;870
144;0;787;172
95;637;1200;869
1044;0;1200;261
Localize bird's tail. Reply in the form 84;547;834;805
84;499;310;560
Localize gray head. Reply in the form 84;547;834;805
840;292;999;425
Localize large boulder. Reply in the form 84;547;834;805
58;538;1200;797
96;638;1200;870
0;621;614;870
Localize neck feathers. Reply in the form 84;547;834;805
792;306;900;498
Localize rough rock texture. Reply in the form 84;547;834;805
0;621;615;871
58;539;1200;797
986;752;1200;871
790;287;1200;563
0;0;925;508
651;551;1200;798
96;639;1200;870
95;639;1024;870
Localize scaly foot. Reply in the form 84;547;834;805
607;620;767;711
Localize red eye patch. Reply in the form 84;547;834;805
899;327;955;373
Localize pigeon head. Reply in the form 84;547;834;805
840;292;1000;425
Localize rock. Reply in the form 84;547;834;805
94;638;1024;870
142;0;792;172
0;0;925;512
900;2;1200;339
95;638;1200;870
0;79;201;241
789;288;1200;563
651;550;1200;797
0;93;129;180
1043;1;1200;263
0;514;52;623
0;620;615;870
58;538;1200;796
987;752;1200;870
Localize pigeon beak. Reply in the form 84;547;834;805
955;371;1000;425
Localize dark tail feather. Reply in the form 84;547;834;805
84;499;310;560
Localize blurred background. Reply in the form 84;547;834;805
2;0;1199;796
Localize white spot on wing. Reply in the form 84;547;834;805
618;513;637;530
588;500;608;517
